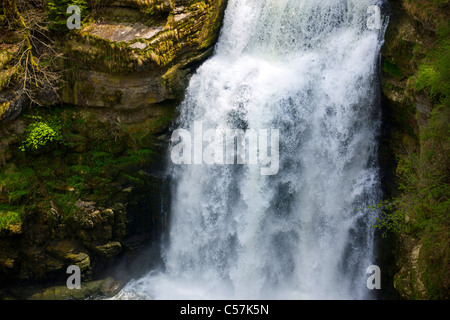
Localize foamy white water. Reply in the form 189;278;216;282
115;0;389;300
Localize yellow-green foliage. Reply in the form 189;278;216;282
0;50;19;91
0;205;23;234
19;115;64;152
0;101;11;121
0;67;15;91
414;25;450;107
0;50;13;69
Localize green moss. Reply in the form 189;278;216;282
0;164;37;204
64;34;137;73
102;90;123;106
148;105;176;134
383;59;404;78
0;50;13;69
0;65;19;92
420;233;449;299
0;204;23;234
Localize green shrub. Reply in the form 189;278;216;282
19;115;63;151
374;105;449;239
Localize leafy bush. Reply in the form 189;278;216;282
414;24;450;106
19;115;63;151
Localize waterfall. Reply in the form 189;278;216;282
116;0;389;300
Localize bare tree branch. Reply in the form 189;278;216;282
2;0;64;106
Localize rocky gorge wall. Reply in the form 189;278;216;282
379;0;449;299
0;0;227;298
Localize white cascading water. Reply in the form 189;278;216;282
116;0;389;300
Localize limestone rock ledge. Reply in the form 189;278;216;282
62;0;228;119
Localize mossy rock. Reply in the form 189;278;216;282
25;277;122;300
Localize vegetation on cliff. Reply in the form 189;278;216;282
378;0;449;299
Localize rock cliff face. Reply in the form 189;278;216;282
379;0;449;299
0;0;227;295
